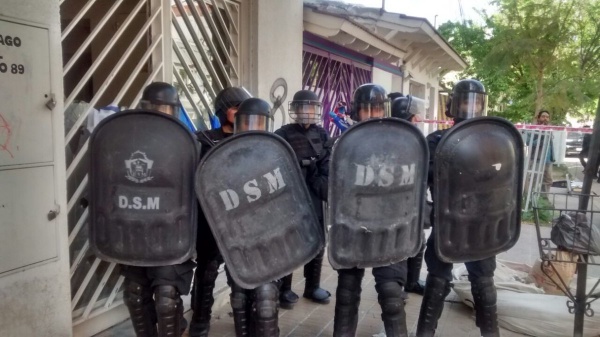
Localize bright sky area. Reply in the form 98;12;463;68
339;0;498;27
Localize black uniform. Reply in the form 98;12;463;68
417;79;499;337
333;84;409;337
120;82;196;337
274;123;331;306
188;128;231;337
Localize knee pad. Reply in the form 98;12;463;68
154;285;179;316
230;289;247;310
375;282;404;316
472;277;496;305
336;272;363;305
204;259;220;282
124;279;152;306
254;283;278;320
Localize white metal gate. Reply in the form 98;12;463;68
61;0;240;328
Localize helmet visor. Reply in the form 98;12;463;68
450;93;487;119
140;101;180;117
288;102;322;124
408;96;428;117
356;102;390;121
234;115;270;133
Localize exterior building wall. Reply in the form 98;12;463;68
0;1;72;336
243;0;304;130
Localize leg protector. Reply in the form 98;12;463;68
189;259;220;337
416;275;451;337
230;283;250;337
253;283;279;337
303;249;331;304
123;279;158;337
471;277;500;337
279;274;298;309
375;282;408;337
333;269;364;337
154;285;182;337
405;246;426;295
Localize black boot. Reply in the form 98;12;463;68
375;282;408;337
471;277;500;337
303;249;331;304
253;282;280;337
189;259;220;337
416;275;451;337
333;269;364;337
279;274;298;309
154;285;183;337
123;279;158;337
405;246;425;295
230;283;250;337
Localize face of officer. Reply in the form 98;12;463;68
141;102;177;116
226;106;239;125
358;103;386;122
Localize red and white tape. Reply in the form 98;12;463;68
421;119;593;133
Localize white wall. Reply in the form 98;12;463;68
372;67;393;93
242;0;304;130
0;1;72;337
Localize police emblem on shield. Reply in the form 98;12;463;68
125;151;154;183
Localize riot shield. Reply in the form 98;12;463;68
195;132;324;289
434;116;524;263
89;110;199;266
328;118;429;269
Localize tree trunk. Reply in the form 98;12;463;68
534;68;544;119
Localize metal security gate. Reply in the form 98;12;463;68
61;0;240;329
302;45;372;136
171;0;241;130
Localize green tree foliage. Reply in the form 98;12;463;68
438;0;600;123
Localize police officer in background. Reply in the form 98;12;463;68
417;79;500;337
274;90;331;309
226;97;281;337
122;82;196;337
390;95;426;295
333;84;410;337
189;87;252;337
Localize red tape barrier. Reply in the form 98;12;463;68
422;119;593;133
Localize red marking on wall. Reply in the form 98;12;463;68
0;113;14;158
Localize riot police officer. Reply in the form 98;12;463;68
274;90;331;309
416;79;499;337
333;84;410;337
390;94;424;124
189;86;252;337
227;97;280;337
122;82;196;337
390;95;426;295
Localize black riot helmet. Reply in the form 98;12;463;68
140;82;181;116
448;79;487;120
288;90;322;125
234;98;272;134
351;84;390;122
214;87;252;127
391;95;427;122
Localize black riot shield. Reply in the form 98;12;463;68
89;110;199;266
328;118;429;270
434;117;524;263
195;132;324;289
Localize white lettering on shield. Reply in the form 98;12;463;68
118;196;160;210
219;167;286;211
354;163;415;187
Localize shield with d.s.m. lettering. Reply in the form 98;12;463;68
195;132;324;289
89;110;200;266
434;116;523;263
328;118;429;269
